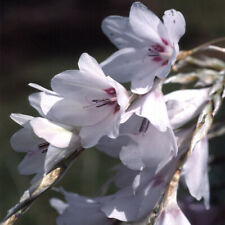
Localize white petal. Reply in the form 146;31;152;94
47;98;114;127
183;137;210;209
29;92;62;117
165;88;209;129
102;177;166;222
51;54;111;99
10;113;33;126
80;111;121;148
113;165;138;188
129;2;162;44
120;138;145;171
50;198;68;215
29;83;57;95
163;9;186;44
155;203;191;225
120;124;176;171
30;117;76;149
96;114;142;158
18;151;45;175
78;53;106;78
51;191;113;225
44;144;78;173
101;48;148;83
106;76;130;110
127;86;170;131
97;135;131;158
102;16;146;49
101;48;166;94
10;124;42;152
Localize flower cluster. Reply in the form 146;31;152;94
8;2;224;225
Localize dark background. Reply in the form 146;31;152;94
1;0;225;224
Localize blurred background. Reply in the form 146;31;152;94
1;0;225;224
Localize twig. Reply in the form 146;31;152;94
1;147;84;225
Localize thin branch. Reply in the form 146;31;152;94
1;147;84;225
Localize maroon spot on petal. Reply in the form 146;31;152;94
152;44;164;52
152;56;162;62
162;60;168;66
114;104;120;114
104;87;116;96
161;38;169;46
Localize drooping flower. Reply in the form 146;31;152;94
10;113;80;182
182;137;210;209
100;127;194;222
29;53;130;148
154;171;191;225
101;2;186;94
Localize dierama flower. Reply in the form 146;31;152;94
10;114;80;181
182;137;210;209
101;2;185;94
29;53;130;148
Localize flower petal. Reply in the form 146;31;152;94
18;151;45;175
10;113;33;126
30;117;76;149
126;85;170;131
163;9;186;44
29;91;62;117
10;124;42;152
44;144;78;173
51;191;113;225
155;203;191;225
165;88;209;129
120;124;176;171
80;111;121;148
46;98;114;127
102;15;146;49
129;2;162;44
78;53;106;78
183;137;210;209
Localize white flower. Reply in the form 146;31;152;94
10;114;80;180
100;127;193;222
29;53;130;148
101;2;186;94
50;189;114;225
182;137;210;209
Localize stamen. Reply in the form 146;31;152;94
139;118;150;133
38;142;49;154
28;142;49;157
